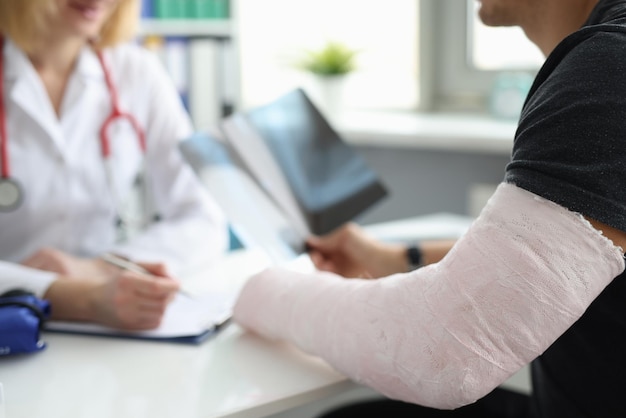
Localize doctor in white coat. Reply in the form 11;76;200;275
0;0;228;329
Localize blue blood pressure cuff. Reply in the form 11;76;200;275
0;291;50;356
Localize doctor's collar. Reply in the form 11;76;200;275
2;37;104;84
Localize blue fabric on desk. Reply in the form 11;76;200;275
0;294;50;356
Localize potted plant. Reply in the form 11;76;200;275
294;41;358;76
293;42;359;122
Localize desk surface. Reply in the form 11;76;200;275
1;214;483;418
1;249;356;418
2;326;354;418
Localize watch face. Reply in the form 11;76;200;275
0;178;23;212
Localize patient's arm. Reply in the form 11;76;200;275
234;183;624;409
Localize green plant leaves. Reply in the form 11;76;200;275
294;42;358;76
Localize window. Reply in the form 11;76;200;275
469;1;544;70
237;0;419;111
236;0;544;115
425;0;541;112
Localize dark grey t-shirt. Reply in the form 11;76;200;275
504;1;626;416
507;18;626;230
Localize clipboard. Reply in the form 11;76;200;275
44;322;226;345
44;290;236;345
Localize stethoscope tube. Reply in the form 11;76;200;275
0;45;8;180
0;38;23;212
96;50;146;157
95;50;150;241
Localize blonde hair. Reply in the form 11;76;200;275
0;0;139;53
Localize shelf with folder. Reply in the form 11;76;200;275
138;19;234;40
138;14;240;131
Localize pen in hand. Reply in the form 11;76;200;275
101;252;151;275
100;253;193;299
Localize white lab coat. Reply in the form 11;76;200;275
0;38;228;297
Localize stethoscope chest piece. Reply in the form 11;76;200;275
0;177;23;212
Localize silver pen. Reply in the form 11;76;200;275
101;253;150;275
100;253;193;298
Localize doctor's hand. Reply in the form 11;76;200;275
44;270;180;330
306;223;408;279
89;270;180;330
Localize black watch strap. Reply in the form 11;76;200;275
406;245;423;271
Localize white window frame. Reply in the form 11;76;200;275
419;0;539;113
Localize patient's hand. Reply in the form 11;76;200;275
306;223;407;279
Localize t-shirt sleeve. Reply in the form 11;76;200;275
505;31;626;232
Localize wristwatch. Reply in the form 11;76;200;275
406;245;423;271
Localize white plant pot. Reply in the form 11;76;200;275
305;75;346;126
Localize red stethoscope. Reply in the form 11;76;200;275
0;38;146;215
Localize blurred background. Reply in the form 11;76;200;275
140;0;543;225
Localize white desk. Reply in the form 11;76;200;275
0;214;529;418
1;327;355;418
0;250;356;418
